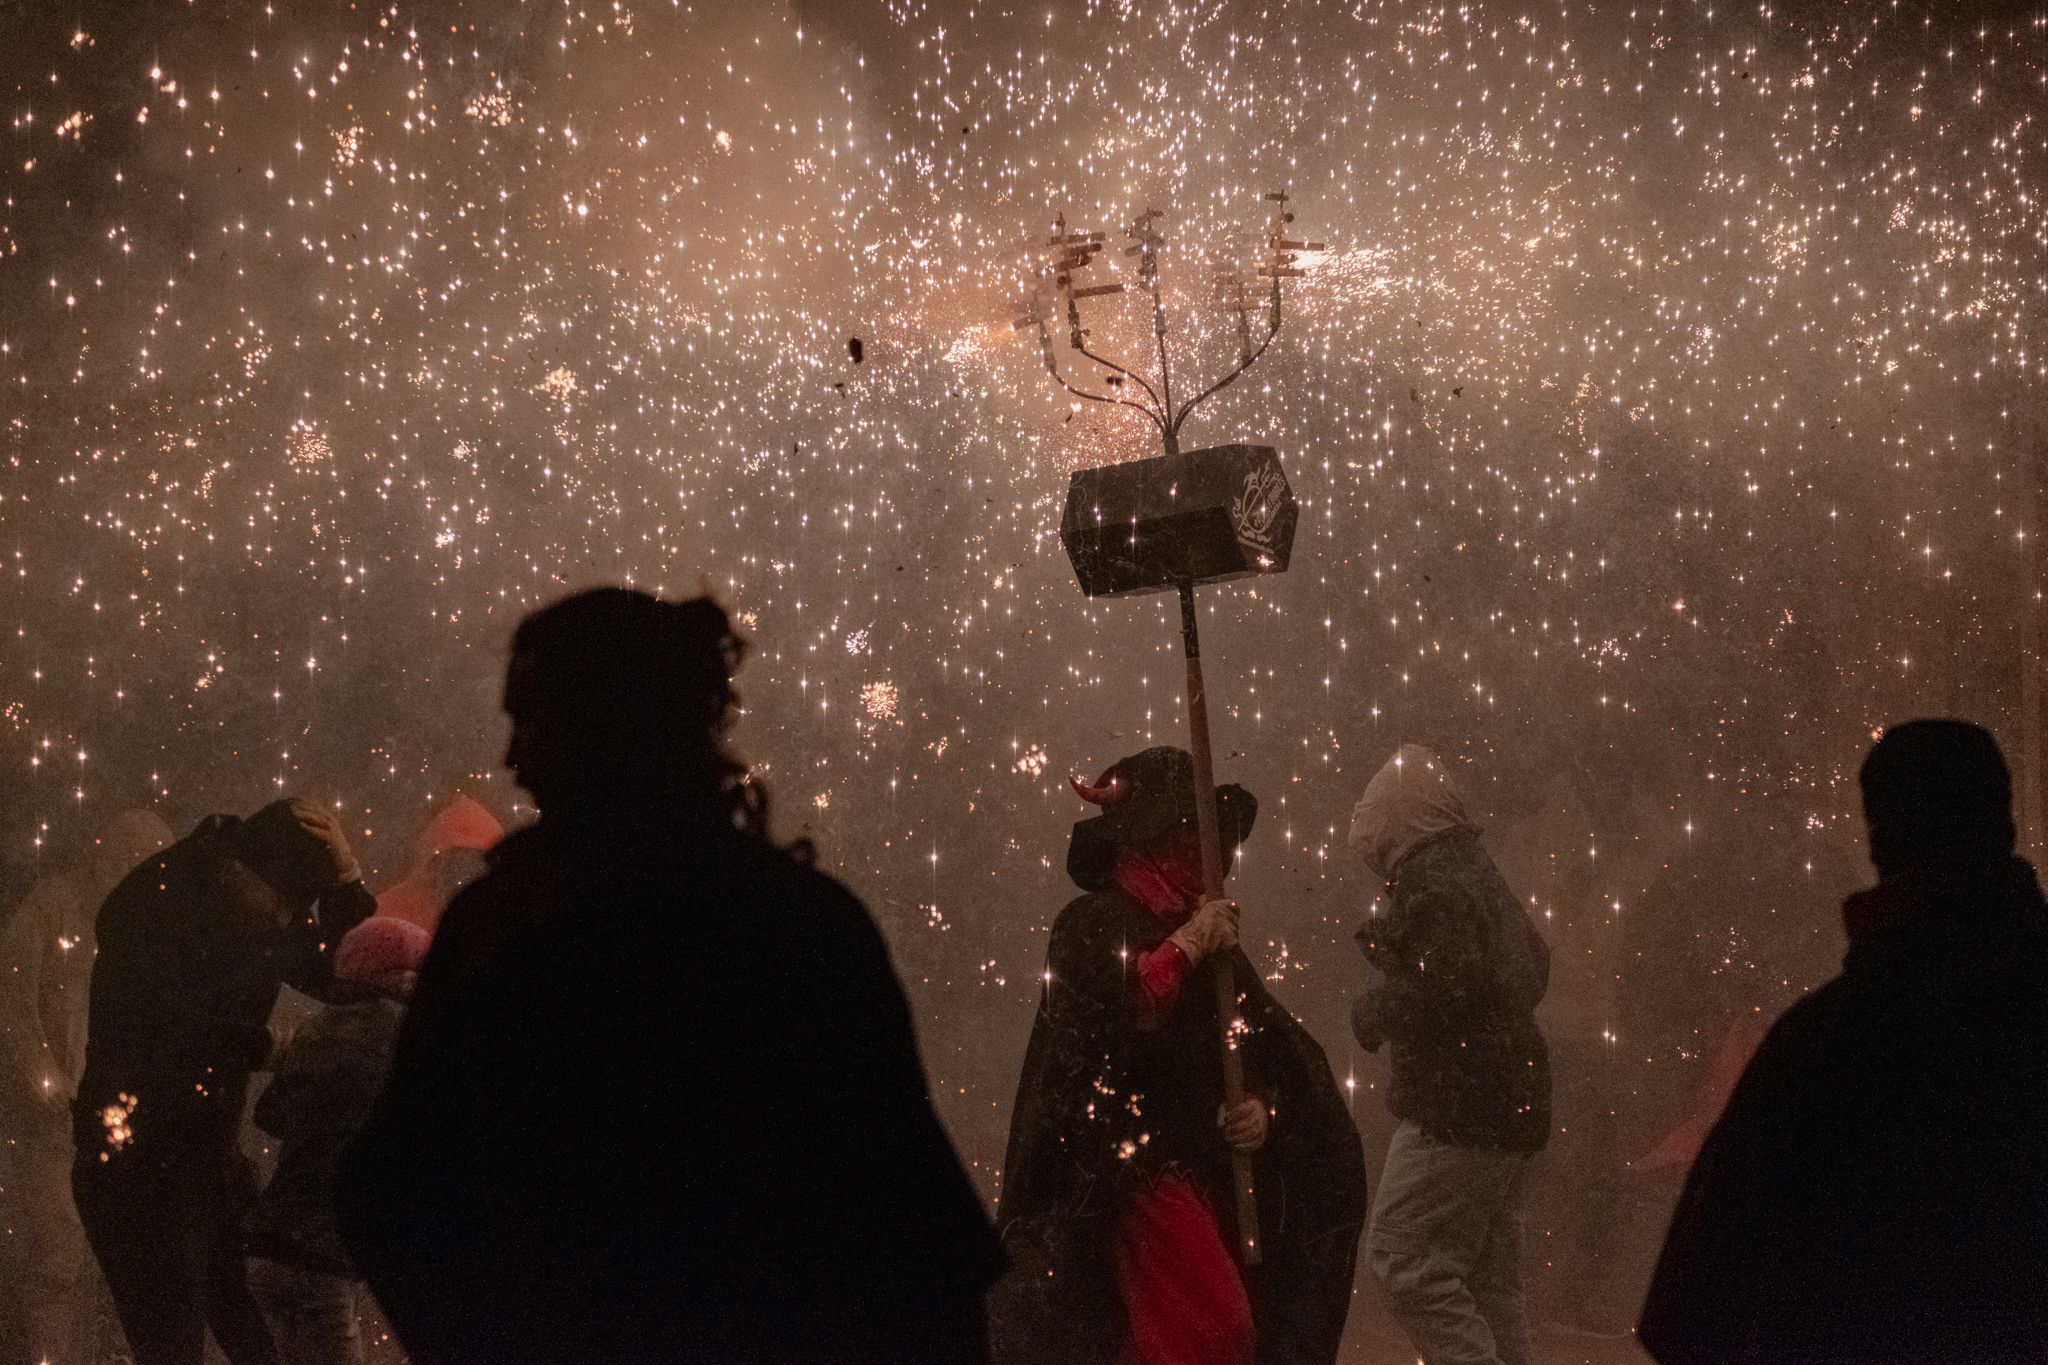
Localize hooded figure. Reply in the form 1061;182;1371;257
991;747;1367;1365
1639;720;2048;1365
1348;746;1550;1365
1348;746;1551;1151
374;795;501;934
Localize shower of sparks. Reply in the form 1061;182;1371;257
97;1092;138;1156
286;422;332;470
465;90;513;127
860;679;900;721
536;366;580;405
1;0;2044;1222
333;124;363;170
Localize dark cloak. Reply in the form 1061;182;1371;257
1638;859;2048;1365
339;816;1002;1365
990;888;1367;1365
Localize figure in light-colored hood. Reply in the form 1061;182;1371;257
1348;744;1471;880
1347;750;1550;1365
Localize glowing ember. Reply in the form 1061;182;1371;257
287;424;332;470
465;90;513;126
860;681;898;721
333;125;363;169
537;367;580;405
98;1092;139;1156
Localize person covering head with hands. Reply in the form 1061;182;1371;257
71;797;374;1365
1640;720;2048;1365
992;746;1367;1365
1349;745;1551;1365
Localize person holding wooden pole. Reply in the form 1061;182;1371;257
1012;189;1361;1364
990;746;1366;1365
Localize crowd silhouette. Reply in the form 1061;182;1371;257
0;586;2042;1365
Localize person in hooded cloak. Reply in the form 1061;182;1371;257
1348;745;1550;1365
371;794;501;935
991;746;1367;1365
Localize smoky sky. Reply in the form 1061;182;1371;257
2;0;2042;1219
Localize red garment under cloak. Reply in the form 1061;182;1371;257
1109;853;1256;1365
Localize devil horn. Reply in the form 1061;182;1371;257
1070;774;1124;807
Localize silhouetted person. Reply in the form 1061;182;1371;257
72;799;373;1365
1639;719;2048;1364
338;589;1002;1365
0;809;172;1365
991;747;1367;1365
1348;746;1551;1365
246;916;430;1365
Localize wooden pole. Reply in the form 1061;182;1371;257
2025;432;2045;863
1178;578;1262;1263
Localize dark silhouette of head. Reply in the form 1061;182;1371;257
505;588;760;831
1859;719;2016;878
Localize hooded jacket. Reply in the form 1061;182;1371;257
377;796;503;933
1638;858;2048;1365
1349;748;1551;1153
